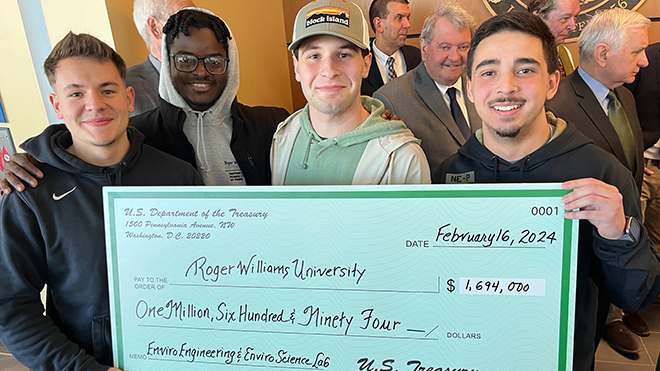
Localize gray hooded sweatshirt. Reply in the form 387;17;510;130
159;8;245;185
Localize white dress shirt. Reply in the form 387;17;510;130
372;42;407;84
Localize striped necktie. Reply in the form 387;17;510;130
386;56;397;82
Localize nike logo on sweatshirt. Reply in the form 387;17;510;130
52;187;77;201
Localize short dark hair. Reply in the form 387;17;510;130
467;11;558;79
292;36;370;60
164;9;232;54
527;0;556;19
44;32;126;87
368;0;409;33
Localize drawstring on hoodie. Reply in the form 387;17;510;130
491;155;531;182
316;139;339;158
298;135;340;170
192;109;211;172
492;156;500;183
519;156;530;182
298;131;315;169
103;162;126;186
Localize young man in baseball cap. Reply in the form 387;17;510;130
271;0;430;185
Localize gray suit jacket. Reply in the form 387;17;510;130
126;57;160;117
373;62;481;172
547;70;644;189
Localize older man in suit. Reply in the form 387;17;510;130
374;3;480;173
127;0;195;116
528;0;580;78
546;8;650;356
361;0;421;96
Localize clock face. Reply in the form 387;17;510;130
482;0;647;42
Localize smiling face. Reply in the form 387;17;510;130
539;0;580;45
293;35;371;117
169;27;228;111
49;57;135;163
468;31;559;140
603;27;649;88
421;17;471;86
376;2;412;52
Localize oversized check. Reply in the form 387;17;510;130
104;184;578;371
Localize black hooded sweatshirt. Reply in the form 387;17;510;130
434;120;660;371
0;125;202;370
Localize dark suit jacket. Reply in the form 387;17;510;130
361;42;421;96
624;42;660;150
373;62;481;173
547;70;644;189
126;57;160;117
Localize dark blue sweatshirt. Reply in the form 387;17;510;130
0;125;203;370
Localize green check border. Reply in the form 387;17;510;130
106;188;575;370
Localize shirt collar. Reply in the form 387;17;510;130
433;76;463;96
372;41;400;67
577;66;609;107
149;54;162;73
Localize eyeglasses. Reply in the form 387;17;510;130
169;53;229;75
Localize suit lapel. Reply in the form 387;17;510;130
365;41;384;90
401;45;421;71
571;72;629;164
415;63;466;145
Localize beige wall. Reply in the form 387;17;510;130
0;0;116;149
0;1;49;149
106;0;294;112
42;0;115;49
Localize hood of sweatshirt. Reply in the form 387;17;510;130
20;124;145;186
296;96;413;156
159;8;239;118
456;112;594;181
158;8;242;182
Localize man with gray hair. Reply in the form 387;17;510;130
362;0;421;96
527;0;580;77
546;7;650;356
373;4;481;173
127;0;195;116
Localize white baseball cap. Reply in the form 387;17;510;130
289;0;370;52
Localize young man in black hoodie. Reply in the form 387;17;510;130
0;32;202;371
433;12;660;371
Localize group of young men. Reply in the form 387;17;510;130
1;0;660;370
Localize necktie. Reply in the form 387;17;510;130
447;87;471;140
557;56;566;78
607;90;636;171
386;56;397;82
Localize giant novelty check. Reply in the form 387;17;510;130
104;184;578;371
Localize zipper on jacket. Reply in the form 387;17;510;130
247;152;255;168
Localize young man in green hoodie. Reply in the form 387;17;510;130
270;0;430;185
